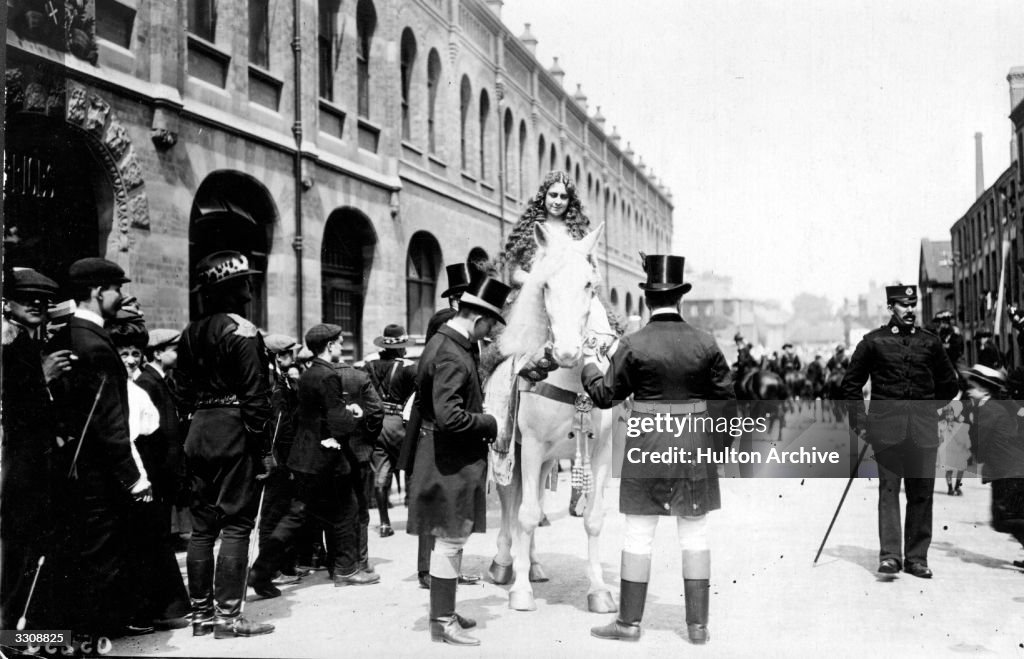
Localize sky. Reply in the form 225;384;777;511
500;0;1024;309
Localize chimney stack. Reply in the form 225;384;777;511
486;0;503;17
975;132;985;199
549;57;564;86
519;24;537;55
1009;67;1024;113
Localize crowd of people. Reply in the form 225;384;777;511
3;170;1024;652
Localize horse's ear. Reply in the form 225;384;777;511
533;222;550;248
579;223;605;254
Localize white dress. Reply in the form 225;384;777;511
938;417;971;471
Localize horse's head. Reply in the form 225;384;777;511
530;222;605;367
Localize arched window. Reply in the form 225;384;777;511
574;163;581;188
518;120;527;199
625;292;633;317
407;232;442;335
322;208;376;361
460;76;471;171
503;109;514;195
400;28;417;141
565;155;571;175
427;49;441;154
549;143;556;173
190;171;277;326
478;89;490;180
610;289;619;307
356;0;376;119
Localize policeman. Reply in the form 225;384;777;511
175;251;275;638
582;255;735;645
407;276;510;646
840;285;959;578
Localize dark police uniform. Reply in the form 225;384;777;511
841;289;958;576
176;308;273;632
780;351;802;374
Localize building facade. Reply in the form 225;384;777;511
3;0;674;359
949;67;1023;366
917;238;954;323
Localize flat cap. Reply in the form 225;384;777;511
68;257;130;286
264;333;298;354
5;267;59;298
148;328;181;349
304;323;342;347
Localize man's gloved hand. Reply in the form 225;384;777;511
346;403;364;419
321;437;342;450
256;452;278;480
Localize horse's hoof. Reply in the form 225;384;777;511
509;590;537;611
587;590;618;613
489;560;514;585
528;563;549;583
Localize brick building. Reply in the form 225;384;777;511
949;68;1024;366
3;0;673;359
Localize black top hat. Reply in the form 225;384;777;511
963;363;1006;391
192;251;261;292
885;284;918;304
5;267;59;299
441;264;471;299
638;254;691;294
782;342;794;349
68;258;131;287
460;277;511;325
373;324;409;348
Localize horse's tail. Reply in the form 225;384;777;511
484;357;518;446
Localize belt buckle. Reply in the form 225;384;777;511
574;393;593;413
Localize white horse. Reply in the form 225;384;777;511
484;222;619;613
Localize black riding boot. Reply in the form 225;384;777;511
212;556;274;638
429;577;478;645
187;558;214;637
375;487;394;536
591;552;649;641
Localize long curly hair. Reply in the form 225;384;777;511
502;171;590;274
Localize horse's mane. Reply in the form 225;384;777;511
499;230;597;360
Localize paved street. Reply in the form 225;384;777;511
114;413;1024;658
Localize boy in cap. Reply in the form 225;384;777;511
407;277;510;646
175;251;275;637
1;267;69;630
46;257;152;636
841;284;959;578
250;324;374;591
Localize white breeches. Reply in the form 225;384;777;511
623;514;709;555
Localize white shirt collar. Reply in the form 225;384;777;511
74;307;105;328
445;320;471;339
650;307;678;316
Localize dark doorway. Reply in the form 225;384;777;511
322;208;376;361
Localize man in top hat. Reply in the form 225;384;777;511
1;267;71;630
250;324;374;593
174;251;275;638
841;284;959;579
582;255;734;645
407;276;511;646
932;310;964;368
46;257;152;636
363;324;417;537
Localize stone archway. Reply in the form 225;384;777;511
4;64;151;265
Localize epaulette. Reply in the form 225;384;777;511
226;313;259;338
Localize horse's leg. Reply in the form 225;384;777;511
489;469;519;585
527;458;556;583
509;426;545;611
583;410;616;613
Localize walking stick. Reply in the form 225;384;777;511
241;411;282;613
16;556;45;630
813;440;870;565
68;375;107;480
